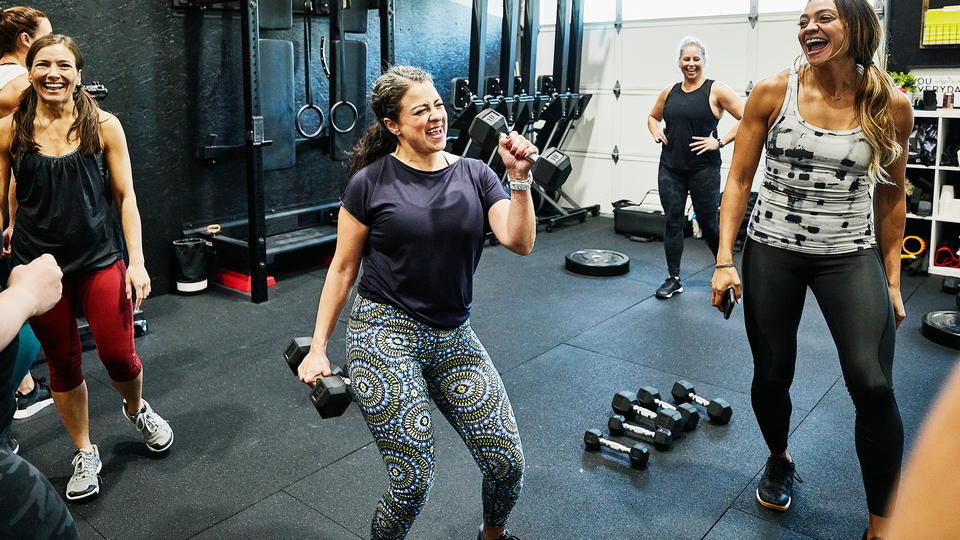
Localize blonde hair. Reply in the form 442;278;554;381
677;36;706;63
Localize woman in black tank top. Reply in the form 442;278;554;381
646;36;744;299
0;34;174;504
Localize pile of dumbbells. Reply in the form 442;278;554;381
583;381;733;468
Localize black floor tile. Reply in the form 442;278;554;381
9;218;959;540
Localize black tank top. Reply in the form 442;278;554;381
660;79;721;171
11;148;122;276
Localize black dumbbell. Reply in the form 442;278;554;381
607;415;673;451
283;337;353;419
671;380;733;425
467;108;572;190
611;391;683;441
637;386;700;431
583;428;649;468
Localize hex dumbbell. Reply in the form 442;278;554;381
671;380;733;425
637;386;700;431
607;415;673;451
611;391;683;441
467;108;573;191
283;337;353;419
583;428;649;468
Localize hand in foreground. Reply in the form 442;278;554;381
497;131;537;179
125;262;151;310
7;254;63;316
710;266;741;313
298;347;333;388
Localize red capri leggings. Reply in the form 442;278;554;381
28;260;142;392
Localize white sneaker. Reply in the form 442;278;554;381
123;399;174;452
66;445;102;501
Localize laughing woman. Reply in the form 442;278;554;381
647;36;744;299
710;1;911;538
298;65;534;540
0;34;174;502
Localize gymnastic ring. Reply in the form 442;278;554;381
296;104;325;139
902;235;927;257
330;101;359;134
206;224;221;234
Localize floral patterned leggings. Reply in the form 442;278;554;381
346;296;524;540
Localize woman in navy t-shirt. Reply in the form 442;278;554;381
298;65;536;540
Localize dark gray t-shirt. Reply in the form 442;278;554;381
341;154;509;329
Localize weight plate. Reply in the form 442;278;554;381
565;249;630;277
921;311;960;350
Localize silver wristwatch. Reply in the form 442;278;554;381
509;173;533;191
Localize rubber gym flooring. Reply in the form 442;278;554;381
11;215;958;540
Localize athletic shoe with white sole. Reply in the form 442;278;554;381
655;276;683;299
66;445;102;501
122;399;174;452
14;376;54;419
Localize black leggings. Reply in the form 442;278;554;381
742;239;902;516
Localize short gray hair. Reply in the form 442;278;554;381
677;36;706;63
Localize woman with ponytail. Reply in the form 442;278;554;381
299;65;534;540
0;34;174;502
710;1;910;538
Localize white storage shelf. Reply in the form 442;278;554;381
906;109;960;277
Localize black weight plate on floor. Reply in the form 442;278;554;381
565;249;630;276
921;311;960;350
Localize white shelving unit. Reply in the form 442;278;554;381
905;109;960;277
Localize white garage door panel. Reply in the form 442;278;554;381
757;18;804;83
580;25;620;90
536;29;555;86
619;18;750;91
561;92;618;154
562;154;617;214
617;93;662;158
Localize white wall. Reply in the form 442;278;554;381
537;10;805;214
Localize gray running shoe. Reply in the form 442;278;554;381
122;399;174;452
66;445;102;501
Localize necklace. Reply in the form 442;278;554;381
809;67;850;102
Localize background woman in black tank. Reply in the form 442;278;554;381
647;36;744;300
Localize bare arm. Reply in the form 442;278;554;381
873;92;912;328
1;116;14;259
487;133;537;255
647;86;671;145
691;81;745;155
888;362;960;537
0;254;62;349
711;71;788;310
101;112;150;309
298;206;368;385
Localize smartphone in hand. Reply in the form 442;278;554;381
721;287;736;320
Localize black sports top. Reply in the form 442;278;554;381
11;148;122;276
659;79;721;171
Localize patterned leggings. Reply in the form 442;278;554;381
346;296;524;540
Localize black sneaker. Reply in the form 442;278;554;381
477;527;520;540
756;456;802;511
655;276;683;299
15;377;55;419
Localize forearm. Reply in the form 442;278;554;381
716;174;753;263
0;287;36;349
501;189;536;255
118;197;146;266
720;121;741;146
874;187;906;288
311;263;359;352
